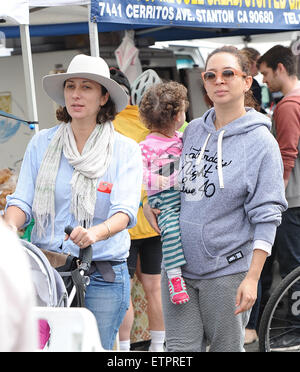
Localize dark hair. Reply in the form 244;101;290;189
257;45;296;76
56;84;116;123
139;81;189;130
109;67;131;95
205;45;255;108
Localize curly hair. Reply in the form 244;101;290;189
205;45;256;108
139;81;189;131
56;85;116;124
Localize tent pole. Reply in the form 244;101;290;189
19;24;39;133
88;3;99;57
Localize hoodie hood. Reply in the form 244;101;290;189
195;108;271;188
202;107;271;137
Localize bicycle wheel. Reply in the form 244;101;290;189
259;266;300;352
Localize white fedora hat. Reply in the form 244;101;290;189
42;54;128;113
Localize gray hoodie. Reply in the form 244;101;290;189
179;108;287;279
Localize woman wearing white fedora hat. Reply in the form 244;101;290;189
4;54;143;350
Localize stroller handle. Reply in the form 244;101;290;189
64;226;93;273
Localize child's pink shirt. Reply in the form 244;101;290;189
139;132;183;196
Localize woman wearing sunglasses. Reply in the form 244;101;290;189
144;46;287;351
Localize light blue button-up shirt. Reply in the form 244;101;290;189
6;124;143;261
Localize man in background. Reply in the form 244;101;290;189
258;45;300;350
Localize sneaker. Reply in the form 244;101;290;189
168;276;190;305
270;332;300;351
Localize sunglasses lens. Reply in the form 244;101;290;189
203;69;242;82
222;70;235;79
204;71;216;81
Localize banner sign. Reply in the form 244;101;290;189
91;0;300;30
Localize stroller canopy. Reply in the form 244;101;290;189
22;240;67;307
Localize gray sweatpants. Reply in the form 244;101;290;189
161;271;251;352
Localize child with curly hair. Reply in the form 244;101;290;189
139;81;190;305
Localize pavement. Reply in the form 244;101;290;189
132;339;261;352
245;340;259;352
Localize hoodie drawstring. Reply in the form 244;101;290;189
195;130;225;189
195;133;211;167
217;130;225;189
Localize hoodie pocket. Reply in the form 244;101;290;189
202;216;253;259
180;216;253;276
180;218;219;274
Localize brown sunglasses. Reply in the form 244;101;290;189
201;68;247;83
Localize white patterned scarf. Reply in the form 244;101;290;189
32;122;115;238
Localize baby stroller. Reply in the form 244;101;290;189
22;226;93;349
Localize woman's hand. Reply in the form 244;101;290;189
143;202;161;234
65;225;98;249
234;248;268;315
235;249;268;315
234;276;258;315
64;212;130;248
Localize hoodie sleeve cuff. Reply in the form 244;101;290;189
253;240;272;257
253;222;277;246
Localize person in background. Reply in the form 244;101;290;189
0;217;36;352
111;67;165;351
257;45;300;351
241;47;265;113
144;46;287;352
139;81;190;306
4;54;142;350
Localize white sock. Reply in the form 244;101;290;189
149;330;165;352
167;267;182;279
119;339;131;351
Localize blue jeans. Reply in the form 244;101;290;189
261;208;300;326
276;207;300;278
246;280;262;330
85;262;130;350
275;207;300;326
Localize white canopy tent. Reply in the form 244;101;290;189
1;0;38;132
0;0;102;133
29;1;100;57
0;0;29;25
30;0;86;5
